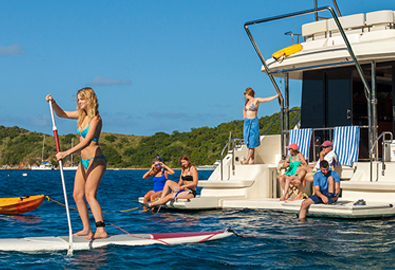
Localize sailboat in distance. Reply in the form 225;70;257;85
31;135;54;170
63;138;78;171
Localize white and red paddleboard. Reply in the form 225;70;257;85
0;229;233;252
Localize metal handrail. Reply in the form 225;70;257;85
282;125;369;164
370;132;393;182
220;138;243;180
244;5;373;160
263;108;301;135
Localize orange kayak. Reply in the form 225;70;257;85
0;195;45;215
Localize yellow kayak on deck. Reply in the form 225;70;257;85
0;195;44;215
272;44;303;60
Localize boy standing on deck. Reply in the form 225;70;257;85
298;160;341;220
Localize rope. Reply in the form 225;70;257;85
45;196;139;213
107;223;171;245
46;196;81;212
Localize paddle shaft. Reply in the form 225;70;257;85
48;99;74;255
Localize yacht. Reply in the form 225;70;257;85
62;139;78;171
31;161;54;170
153;1;395;219
196;160;220;171
31;135;55;170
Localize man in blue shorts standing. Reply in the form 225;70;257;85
298;160;340;220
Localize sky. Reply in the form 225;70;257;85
0;0;394;136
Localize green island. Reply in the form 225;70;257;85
0;107;300;169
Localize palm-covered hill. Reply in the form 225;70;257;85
0;107;300;169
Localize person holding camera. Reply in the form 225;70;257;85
142;155;198;209
142;157;175;211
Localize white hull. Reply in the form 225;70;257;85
62;166;78;171
0;231;232;252
150;134;395;219
31;167;53;170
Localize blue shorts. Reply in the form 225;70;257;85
309;191;329;204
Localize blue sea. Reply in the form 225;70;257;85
1;169;395;269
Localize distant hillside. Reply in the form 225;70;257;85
0;107;300;169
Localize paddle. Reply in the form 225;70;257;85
48;98;74;255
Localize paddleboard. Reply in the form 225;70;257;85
0;230;232;252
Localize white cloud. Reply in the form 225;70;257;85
89;75;132;86
0;44;24;56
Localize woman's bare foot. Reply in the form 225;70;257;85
279;196;286;201
87;229;108;240
289;194;303;201
73;229;92;236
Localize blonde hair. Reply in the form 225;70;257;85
77;87;99;128
244;87;255;106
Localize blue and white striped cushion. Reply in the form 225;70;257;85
288;128;312;160
333;126;360;166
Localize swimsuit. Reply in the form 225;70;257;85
153;174;167;192
244;99;257;111
180;171;197;197
284;155;302;176
77;126;99;143
77;125;106;170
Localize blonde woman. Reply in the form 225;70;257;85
45;87;107;240
142;155;198;208
242;87;279;165
142;156;175;211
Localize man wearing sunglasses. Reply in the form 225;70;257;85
315;140;337;170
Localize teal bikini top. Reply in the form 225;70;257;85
77;126;99;143
284;155;302;176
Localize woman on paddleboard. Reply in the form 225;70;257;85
142;155;198;208
142;156;175;211
242;87;279;165
45;87;107;240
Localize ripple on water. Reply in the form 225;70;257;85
1;170;395;269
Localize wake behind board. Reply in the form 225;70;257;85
0;230;232;252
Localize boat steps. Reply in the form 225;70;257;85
282;199;395;219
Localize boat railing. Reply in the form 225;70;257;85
370;131;393;182
244;5;374;162
220;138;243;181
263;108;301;136
282;125;370;164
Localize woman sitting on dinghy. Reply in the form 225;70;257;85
142;157;175;211
45;88;107;240
142;155;198;209
242;87;279;165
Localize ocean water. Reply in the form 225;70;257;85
1;169;395;269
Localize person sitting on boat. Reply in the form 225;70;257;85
291;140;337;201
142;157;175;211
278;143;307;201
241;87;279;165
46;88;107;240
141;155;198;209
298;160;340;220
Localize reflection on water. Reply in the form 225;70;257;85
0;214;42;224
72;248;110;269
